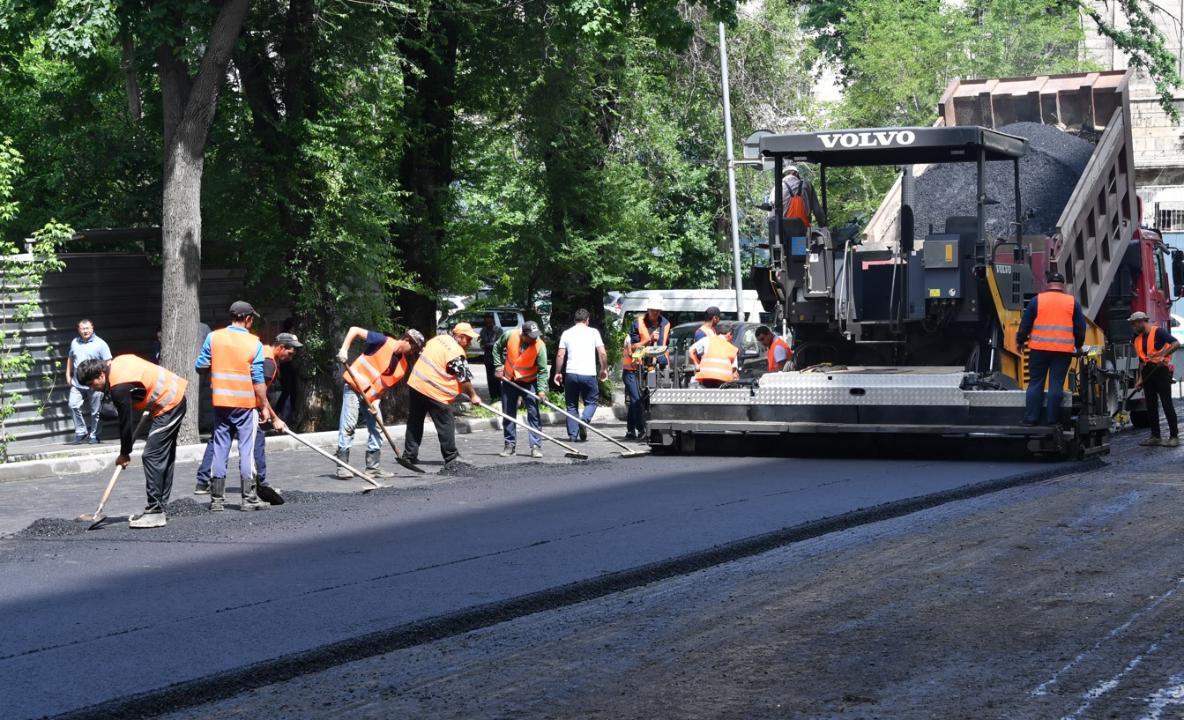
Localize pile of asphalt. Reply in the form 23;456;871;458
912;122;1096;242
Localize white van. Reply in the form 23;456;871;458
619;289;768;327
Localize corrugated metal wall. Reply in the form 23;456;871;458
1;253;243;451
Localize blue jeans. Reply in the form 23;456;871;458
337;386;382;453
623;370;644;434
69;385;102;440
502;379;541;448
197;419;268;487
1024;350;1073;425
564;373;599;440
208;407;258;481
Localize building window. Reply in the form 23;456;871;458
1157;208;1184;231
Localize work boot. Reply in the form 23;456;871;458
499;443;516;457
194;482;210;495
624;431;637;441
578;425;588;442
240;475;270;512
1166;437;1181;448
530;447;543;459
365;450;395;479
209;477;226;512
256;483;285;505
335;447;352;480
128;510;167;529
1140;437;1163;447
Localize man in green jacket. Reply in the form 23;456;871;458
494;321;548;458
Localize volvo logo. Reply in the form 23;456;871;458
818;130;917;149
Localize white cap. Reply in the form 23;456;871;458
785;165;800;176
646;295;664;311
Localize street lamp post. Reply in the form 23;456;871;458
718;22;746;322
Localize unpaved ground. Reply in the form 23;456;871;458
160;431;1184;720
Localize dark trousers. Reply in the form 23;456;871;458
564;373;599;440
404;387;459;463
699;379;725;388
1143;364;1179;439
1024;350;1073;425
483;353;501;401
502;379;541;448
623;370;644;434
143;399;186;513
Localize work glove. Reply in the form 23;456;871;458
336;350;348;364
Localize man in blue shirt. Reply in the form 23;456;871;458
64;319;112;444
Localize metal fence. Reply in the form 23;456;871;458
1;253;243;451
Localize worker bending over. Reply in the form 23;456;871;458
334;326;425;478
622;296;670;441
77;355;187;528
690;328;739;388
1016;273;1085;427
403;323;482;467
495;321;548;458
1129;311;1180;447
755;326;793;372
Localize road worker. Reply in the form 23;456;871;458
194;301;274;512
195;333;302;504
690;329;739;388
755;326;793;372
76;355;187;528
402;323;483;467
693;307;722;343
1129;311;1180;447
1016;273;1085;427
622;295;670;441
333;326;426;479
494;320;548;458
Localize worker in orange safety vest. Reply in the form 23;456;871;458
1016;273;1085;427
402;323;483;467
1130;310;1180;447
494;321;548;458
755;325;793;372
690;329;739;388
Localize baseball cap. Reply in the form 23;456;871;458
522;321;541;339
1046;272;1066;284
646;295;665;311
705;306;721;319
1128;311;1150;322
404;329;426;349
229;300;259;317
453;322;479;339
275;332;303;348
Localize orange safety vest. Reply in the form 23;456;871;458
1027;291;1077;354
262;345;279;388
108;354;188;417
1136;329;1171;366
343;337;408;404
407;334;465;404
623;316;670;371
784;184;810;228
694;335;738;383
505;331;543;383
767;336;793;372
209;327;262;409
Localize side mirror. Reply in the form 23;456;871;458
1173;249;1184;298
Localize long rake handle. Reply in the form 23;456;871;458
474;399;585;457
283;428;381;487
502;377;636;453
343;362;404;459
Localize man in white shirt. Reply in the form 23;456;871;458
554;308;608;442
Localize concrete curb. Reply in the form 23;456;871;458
0;406;623;483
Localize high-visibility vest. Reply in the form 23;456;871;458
343;337;407;404
407;334;465;404
108;354;188;417
698;323;717;339
767;336;793;372
263;345;279;388
209;328;261;409
623;316;670;371
1137;330;1171;366
505;331;543;383
1027;292;1077;354
784;184;810;228
694;335;738;383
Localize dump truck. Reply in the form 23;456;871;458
646;70;1184;458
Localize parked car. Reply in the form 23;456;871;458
667;320;768;387
437;307;525;359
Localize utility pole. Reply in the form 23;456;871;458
718;22;746;322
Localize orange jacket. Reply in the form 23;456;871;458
344;337;408;404
107;354;188;417
694;335;738;383
766;336;792;372
408;335;465;404
504;331;543;383
209;328;261;409
1027;292;1077;354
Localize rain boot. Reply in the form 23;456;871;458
366;450;394;479
210;477;226;512
240;475;270;512
335;447;353;480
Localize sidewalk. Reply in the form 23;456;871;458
0;405;625;483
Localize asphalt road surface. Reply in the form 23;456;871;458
0;426;1062;720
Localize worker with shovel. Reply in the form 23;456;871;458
76;355;188;529
334;326;425;479
1130;311;1181;447
402;323;483;468
494;321;548;458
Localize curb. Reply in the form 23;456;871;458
0;406;623;483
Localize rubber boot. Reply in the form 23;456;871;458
366;450;394;479
240;475;270;511
335;447;352;480
209;477;226;512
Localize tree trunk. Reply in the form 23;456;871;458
120;31;142;124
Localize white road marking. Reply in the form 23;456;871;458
1140;673;1184;720
1032;578;1183;696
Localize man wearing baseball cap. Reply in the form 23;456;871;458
494;320;548;458
1129;311;1180;447
333;325;426;478
622;294;670;440
1016;273;1085;427
194;300;272;511
403;322;482;467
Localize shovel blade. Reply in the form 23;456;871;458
86;515;107;531
396;457;426;474
564;452;589;460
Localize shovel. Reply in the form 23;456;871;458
501;377;646;458
281;428;383;492
80;412;150;530
468;395;588;460
342;362;424;473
